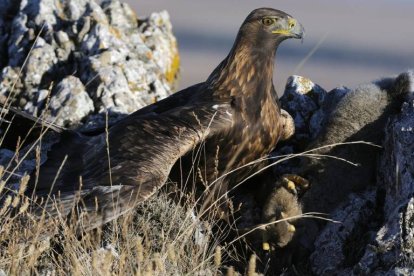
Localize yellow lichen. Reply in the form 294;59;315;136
109;26;122;39
165;41;180;87
296;76;314;94
55;0;66;20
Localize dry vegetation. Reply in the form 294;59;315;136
0;101;253;275
0;120;343;275
0;183;233;275
0;96;350;275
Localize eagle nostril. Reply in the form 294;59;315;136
289;22;295;29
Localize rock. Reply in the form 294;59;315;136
280;75;332;144
379;97;414;216
0;0;181;197
0;131;59;197
23;75;94;125
274;76;350;174
366;94;414;274
0;0;179;130
310;190;378;275
47;76;94;127
274;72;414;274
22;37;57;99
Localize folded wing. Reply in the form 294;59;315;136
30;85;233;229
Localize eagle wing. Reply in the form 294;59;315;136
0;104;64;149
31;84;234;230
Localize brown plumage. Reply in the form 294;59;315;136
17;8;304;230
0;104;64;150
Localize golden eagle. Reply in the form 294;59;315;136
3;8;304;230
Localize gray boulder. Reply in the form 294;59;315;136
0;0;179;129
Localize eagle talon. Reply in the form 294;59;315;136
281;174;310;197
287;224;296;233
285;179;298;195
262;242;270;251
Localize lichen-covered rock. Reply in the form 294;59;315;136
280;75;331;144
0;0;179;129
47;76;94;127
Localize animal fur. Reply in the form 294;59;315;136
297;71;414;251
262;178;303;248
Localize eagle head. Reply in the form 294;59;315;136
239;7;304;48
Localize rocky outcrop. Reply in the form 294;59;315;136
277;72;414;274
0;0;179;129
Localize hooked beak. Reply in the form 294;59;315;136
272;17;305;39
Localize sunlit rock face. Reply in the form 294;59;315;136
0;0;179;129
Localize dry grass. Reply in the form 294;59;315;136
0;191;224;275
0;122;223;276
0;112;239;275
0;101;374;275
0;112;368;275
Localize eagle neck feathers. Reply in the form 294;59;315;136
207;34;279;104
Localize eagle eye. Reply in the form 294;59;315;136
262;17;276;26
